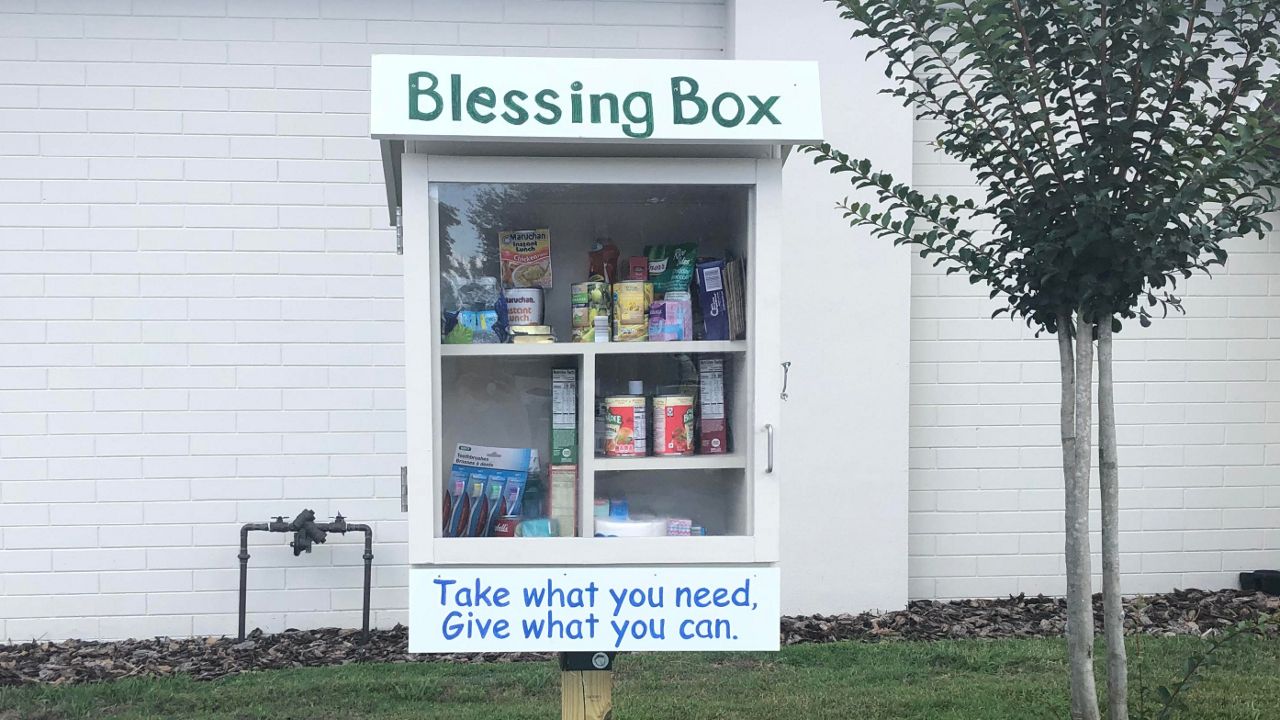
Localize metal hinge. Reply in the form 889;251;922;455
394;206;403;255
400;465;408;512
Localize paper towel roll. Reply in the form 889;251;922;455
594;515;667;537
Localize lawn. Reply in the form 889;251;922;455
3;637;1279;720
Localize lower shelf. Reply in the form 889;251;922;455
429;536;759;565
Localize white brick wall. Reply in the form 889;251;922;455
0;0;726;642
908;119;1280;600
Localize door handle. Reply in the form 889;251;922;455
765;423;775;474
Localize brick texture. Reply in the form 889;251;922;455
908;124;1280;600
0;0;726;642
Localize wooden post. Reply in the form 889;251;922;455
560;652;615;720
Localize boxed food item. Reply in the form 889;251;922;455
499;229;552;289
724;257;746;340
698;357;728;454
548;464;578;537
552;368;577;465
695;259;730;341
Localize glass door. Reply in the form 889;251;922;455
405;156;774;565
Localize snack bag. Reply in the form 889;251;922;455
645;243;698;295
499;229;552;289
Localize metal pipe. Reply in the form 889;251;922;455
347;523;374;640
238;522;269;642
237;514;374;643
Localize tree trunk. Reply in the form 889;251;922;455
1098;320;1127;720
1062;312;1100;720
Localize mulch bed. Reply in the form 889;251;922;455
1;589;1275;687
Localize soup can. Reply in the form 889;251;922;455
604;395;647;457
504;287;544;326
653;395;695;455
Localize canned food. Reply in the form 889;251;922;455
504;288;544;326
653;395;695;455
571;281;609;309
572;304;604;329
604;395;647;457
612;281;652;324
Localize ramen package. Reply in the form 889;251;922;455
644;242;698;294
499;229;552;289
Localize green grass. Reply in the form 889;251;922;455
3;637;1279;719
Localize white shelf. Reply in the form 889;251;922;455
593;453;747;472
430;536;758;565
440;340;746;357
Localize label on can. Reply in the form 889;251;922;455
504;288;544;326
653;395;695;455
604;395;647;457
571;281;609;309
612;281;652;324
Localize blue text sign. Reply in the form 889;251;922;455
409;566;780;652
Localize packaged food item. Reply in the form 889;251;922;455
645;243;698;295
624;256;649;281
549;464;578;537
510;324;552;336
588;240;618;284
698;357;728;454
667;518;692;536
515;518;555;537
653;394;695;455
552;368;577;464
648;291;693;341
512;334;556;344
499;229;552;289
724;257;746;340
571;326;596;343
503;288;544;326
571;305;604;329
610;496;629;519
695;259;730;341
612;280;652;324
604;395;647;457
612;322;648;342
571;281;610;309
445;277;504;344
594;498;609;518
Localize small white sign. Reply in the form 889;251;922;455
370;55;822;144
409;566;780;652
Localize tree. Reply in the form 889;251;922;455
805;2;1280;718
